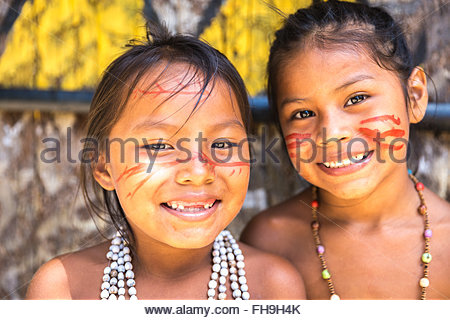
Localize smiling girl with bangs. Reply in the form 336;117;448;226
26;23;305;300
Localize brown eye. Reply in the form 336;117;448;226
346;94;368;106
293;110;316;119
143;143;173;151
212;141;238;149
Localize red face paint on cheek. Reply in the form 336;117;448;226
189;152;250;179
195;152;251;168
285;133;312;150
358;128;405;139
116;164;154;199
360;114;401;125
117;163;148;183
358;114;406;150
128;175;152;199
122;149;251;200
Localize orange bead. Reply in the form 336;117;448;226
311;200;319;208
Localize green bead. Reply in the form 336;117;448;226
322;269;331;280
422;253;432;263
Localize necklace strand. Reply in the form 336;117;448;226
310;171;431;300
99;230;250;300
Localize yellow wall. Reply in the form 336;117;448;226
201;0;314;95
0;0;145;90
0;0;354;94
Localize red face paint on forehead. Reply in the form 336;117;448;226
132;80;211;102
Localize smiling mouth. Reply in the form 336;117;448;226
321;151;373;168
161;200;219;213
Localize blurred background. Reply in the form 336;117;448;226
0;0;448;299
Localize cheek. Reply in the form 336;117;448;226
219;164;250;205
357;114;409;154
283;129;315;171
113;161;174;205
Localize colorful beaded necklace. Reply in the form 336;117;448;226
310;170;431;300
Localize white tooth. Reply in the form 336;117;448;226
204;204;209;209
329;162;335;168
343;159;351;166
178;204;184;210
172;203;178;209
323;162;330;168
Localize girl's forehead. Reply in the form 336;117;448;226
279;46;385;81
125;65;214;113
137;63;208;93
119;73;241;128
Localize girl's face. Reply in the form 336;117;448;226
95;66;250;248
276;47;425;199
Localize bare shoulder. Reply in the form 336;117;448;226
240;188;312;257
240;242;306;299
26;257;71;299
26;241;110;300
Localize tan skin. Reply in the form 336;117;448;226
241;47;450;299
26;66;305;300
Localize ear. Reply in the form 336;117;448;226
92;155;115;191
407;66;428;124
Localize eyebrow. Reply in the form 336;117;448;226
279;74;375;109
334;74;375;92
279;97;307;109
131;118;244;133
213;119;245;130
131;120;179;133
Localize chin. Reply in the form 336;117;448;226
320;179;376;201
164;228;220;249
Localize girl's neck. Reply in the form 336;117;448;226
131;230;212;280
317;168;420;228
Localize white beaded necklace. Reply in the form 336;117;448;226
100;230;250;300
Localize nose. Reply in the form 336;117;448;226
175;152;215;186
316;111;353;147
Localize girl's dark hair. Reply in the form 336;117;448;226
80;22;250;252
267;0;415;119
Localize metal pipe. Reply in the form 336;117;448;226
0;90;449;130
250;96;450;130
